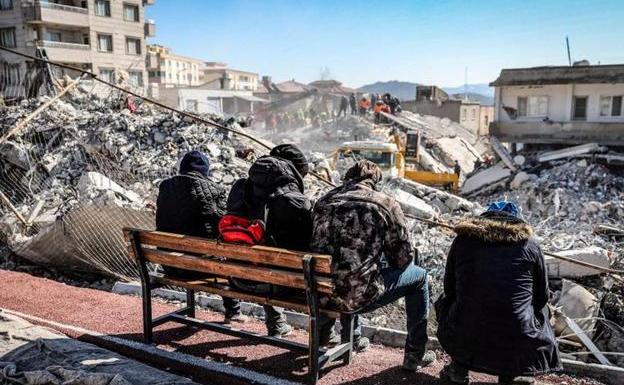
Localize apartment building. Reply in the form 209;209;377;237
0;0;155;92
146;44;201;87
200;61;259;91
490;63;624;145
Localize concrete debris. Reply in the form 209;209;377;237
554;279;601;342
462;162;513;195
538;143;605;163
546;247;612;278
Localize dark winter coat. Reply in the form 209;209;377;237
228;155;313;251
310;177;415;313
156;171;227;277
436;213;562;377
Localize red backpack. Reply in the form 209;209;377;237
218;214;265;246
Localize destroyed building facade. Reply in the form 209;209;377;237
490;63;624;145
410;85;492;136
0;0;155;96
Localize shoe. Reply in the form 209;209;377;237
223;313;248;324
440;362;469;385
402;350;437;371
498;376;535;385
320;330;341;347
353;336;370;352
268;322;293;338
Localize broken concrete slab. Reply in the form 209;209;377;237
537;143;604;163
461;162;512;195
546;247;612;278
490;135;516;170
554;279;601;342
388;188;437;219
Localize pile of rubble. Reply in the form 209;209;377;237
0;85;328;278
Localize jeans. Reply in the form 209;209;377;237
320;263;429;354
222;295;287;331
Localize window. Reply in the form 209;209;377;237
97;34;113;52
573;96;587;120
126;37;141;55
123;3;139;22
461;108;467;121
47;31;62;42
0;0;12;11
187;99;198;112
239;75;249;82
599;96;623;117
94;0;111;17
99;68;114;83
517;96;548;117
0;27;16;47
471;109;476;121
128;71;143;87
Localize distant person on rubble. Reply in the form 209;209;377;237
338;95;349;117
349;92;357;115
454;160;461;177
218;143;313;338
358;97;370;116
155;151;226;277
311;160;437;368
436;201;561;385
370;93;377;110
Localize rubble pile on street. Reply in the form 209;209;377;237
0;86;330;278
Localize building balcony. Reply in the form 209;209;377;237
145;20;156;37
27;40;92;63
146;53;158;69
490;120;624;146
22;1;89;27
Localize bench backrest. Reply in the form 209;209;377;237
123;227;334;294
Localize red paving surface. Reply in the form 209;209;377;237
0;269;602;385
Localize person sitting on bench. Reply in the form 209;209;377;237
220;144;313;338
155;151;226;278
311;160;436;367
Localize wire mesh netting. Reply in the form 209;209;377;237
0;60;273;281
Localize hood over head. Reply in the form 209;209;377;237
270;144;309;177
247;155;304;203
454;211;533;243
179;151;210;177
344;160;383;186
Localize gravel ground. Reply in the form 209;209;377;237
0;269;607;385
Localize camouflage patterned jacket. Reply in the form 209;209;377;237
310;179;414;312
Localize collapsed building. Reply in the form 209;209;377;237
0;73;623;371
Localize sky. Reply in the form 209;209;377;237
146;0;624;88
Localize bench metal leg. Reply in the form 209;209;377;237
141;279;153;344
340;313;354;364
129;231;153;344
303;256;320;385
186;289;196;318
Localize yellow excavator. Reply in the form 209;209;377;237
332;130;460;191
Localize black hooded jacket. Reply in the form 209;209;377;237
156;171;227;239
227;155;312;251
436;213;562;376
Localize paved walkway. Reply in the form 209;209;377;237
0;270;599;385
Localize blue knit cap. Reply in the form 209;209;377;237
179;151;210;177
485;201;519;218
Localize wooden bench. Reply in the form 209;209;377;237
123;227;354;384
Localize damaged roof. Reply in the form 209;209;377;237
490;64;624;86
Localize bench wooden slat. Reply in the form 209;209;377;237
123;228;332;274
140;248;334;294
155;275;340;318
